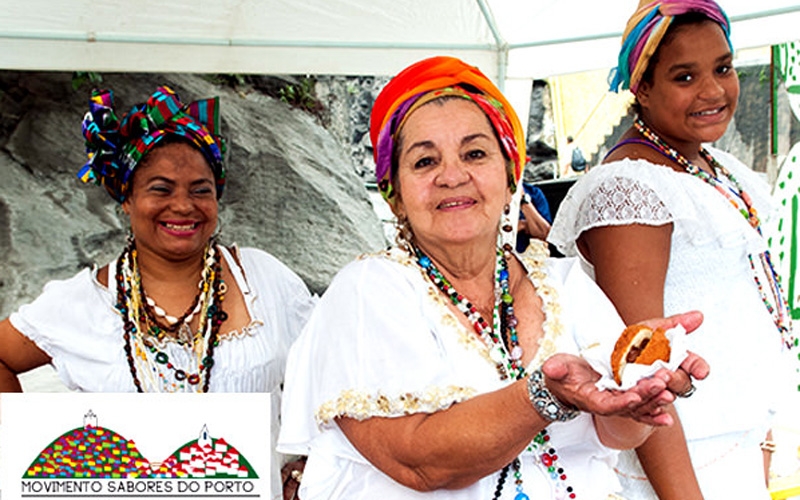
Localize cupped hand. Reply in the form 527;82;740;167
541;354;675;426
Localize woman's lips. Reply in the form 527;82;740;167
690;105;725;117
437;198;475;210
159;221;201;236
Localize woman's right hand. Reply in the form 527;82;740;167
543;311;708;427
541;353;674;426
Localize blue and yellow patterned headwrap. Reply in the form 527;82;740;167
609;0;732;93
79;86;226;203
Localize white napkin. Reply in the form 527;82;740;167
582;325;689;390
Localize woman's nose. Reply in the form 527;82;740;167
435;156;470;187
170;191;194;213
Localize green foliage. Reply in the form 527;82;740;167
204;74;248;88
279;78;320;113
71;72;103;91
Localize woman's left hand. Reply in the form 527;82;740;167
281;458;306;500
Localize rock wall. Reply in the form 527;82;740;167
315;75;390;182
0;72;387;317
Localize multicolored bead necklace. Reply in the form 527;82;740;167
115;239;227;392
634;117;760;228
414;245;575;499
634;117;794;348
416;247;523;379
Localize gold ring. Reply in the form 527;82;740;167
291;469;303;483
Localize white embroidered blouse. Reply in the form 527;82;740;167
278;242;631;500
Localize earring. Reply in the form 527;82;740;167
499;204;515;255
212;218;223;243
394;215;415;254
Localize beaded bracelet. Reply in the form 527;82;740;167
527;369;580;422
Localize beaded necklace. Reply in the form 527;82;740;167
634;118;794;348
634;118;760;227
115;239;227;392
414;246;576;499
144;288;203;343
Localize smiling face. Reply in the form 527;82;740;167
393;98;511;255
122;141;218;263
636;19;739;156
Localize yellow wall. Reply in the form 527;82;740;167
549;69;634;177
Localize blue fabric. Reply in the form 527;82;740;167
516;183;552;253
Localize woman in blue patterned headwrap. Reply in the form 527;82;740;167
0;86;315;500
550;1;796;498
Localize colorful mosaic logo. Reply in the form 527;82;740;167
23;410;257;480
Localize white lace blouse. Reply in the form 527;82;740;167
549;149;795;498
279;243;633;500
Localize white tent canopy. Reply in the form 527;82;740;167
2;0;798;120
2;0;799;81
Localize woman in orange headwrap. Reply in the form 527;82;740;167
550;0;796;498
278;56;708;500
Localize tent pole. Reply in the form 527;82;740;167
475;0;507;89
497;45;509;92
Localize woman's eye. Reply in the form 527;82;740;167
414;157;434;169
192;187;214;196
717;64;733;75
465;149;486;160
149;185;171;194
674;73;693;83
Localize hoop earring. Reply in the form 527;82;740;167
212;218;223;242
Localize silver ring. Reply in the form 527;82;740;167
676;383;696;398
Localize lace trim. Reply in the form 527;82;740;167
219;319;263;341
518;240;564;368
315;385;477;425
576;176;673;231
361;244;564;373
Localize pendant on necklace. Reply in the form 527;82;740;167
178;323;193;344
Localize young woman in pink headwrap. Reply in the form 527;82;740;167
278;55;709;500
550;1;796;498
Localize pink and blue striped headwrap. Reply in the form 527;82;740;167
609;0;732;93
79;86;226;203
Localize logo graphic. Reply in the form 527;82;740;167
24;410;257;480
1;393;270;499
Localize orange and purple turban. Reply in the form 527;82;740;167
609;0;732;93
79;86;226;203
369;56;525;204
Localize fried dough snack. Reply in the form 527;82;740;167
611;325;671;385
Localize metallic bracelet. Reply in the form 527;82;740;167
526;368;580;422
